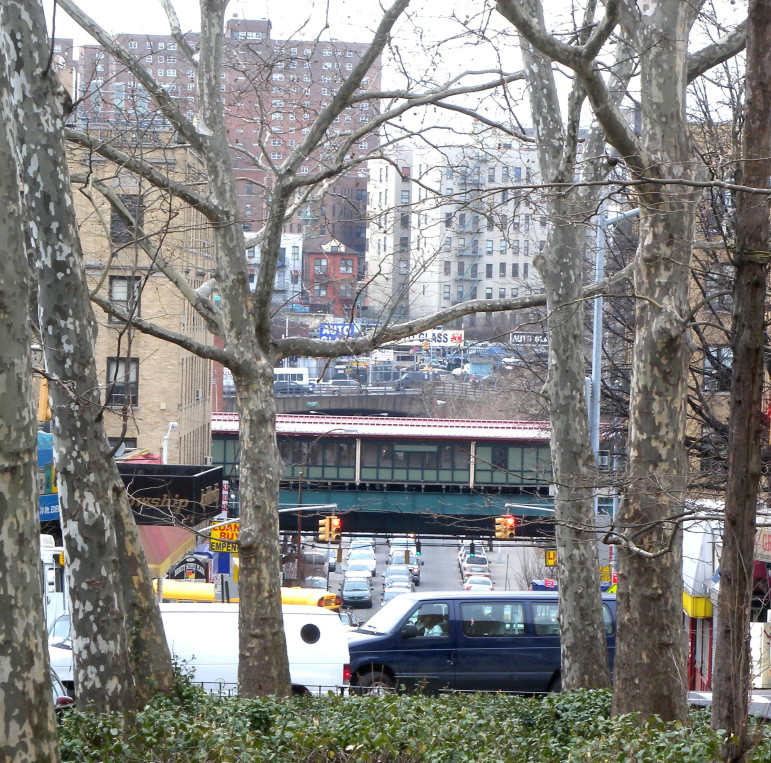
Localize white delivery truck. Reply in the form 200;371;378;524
49;603;350;696
40;534;67;630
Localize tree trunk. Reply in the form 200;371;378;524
5;0;174;710
235;371;291;696
0;43;60;758
711;1;771;758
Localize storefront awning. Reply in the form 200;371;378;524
137;525;197;579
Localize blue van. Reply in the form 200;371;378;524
347;591;616;693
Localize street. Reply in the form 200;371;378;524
324;536;547;618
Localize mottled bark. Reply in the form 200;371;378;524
517;0;615;690
0;37;60;758
711;1;771;758
611;0;700;722
4;0;173;709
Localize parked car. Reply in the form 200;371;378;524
347;591;617;694
326;548;339;572
52;669;74;711
273;380;309;396
301;550;328;578
340;578;373;608
464;576;494;591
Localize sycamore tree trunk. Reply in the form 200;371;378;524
611;0;701;721
6;0;173;710
0;44;60;762
711;1;771;757
516;0;621;690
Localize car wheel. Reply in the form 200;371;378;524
357;670;395;695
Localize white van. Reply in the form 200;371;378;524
49;603;349;696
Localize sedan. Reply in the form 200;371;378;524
340;578;373;608
346;549;377;577
345;558;376;579
462;562;492;581
464;576;494;591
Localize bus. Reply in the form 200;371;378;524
273;367;313;391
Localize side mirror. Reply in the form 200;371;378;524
401;623;419;639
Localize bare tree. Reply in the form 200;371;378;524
9;0;174;710
711;0;771;757
0;4;61;756
496;0;747;721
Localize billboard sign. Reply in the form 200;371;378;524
510;332;548;345
393;330;464;348
319;323;356;341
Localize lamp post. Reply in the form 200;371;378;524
294;426;354;584
161;421;178;464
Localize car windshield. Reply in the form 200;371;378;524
386;567;411;579
358;595;416;634
347;561;370;570
344;580;368;592
48;613;71;648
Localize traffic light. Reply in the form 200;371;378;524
330;515;341;542
415;539;422;556
318;517;331;542
495;515;517;539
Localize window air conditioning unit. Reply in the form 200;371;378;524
204;456;213;465
195;388;203;400
597;450;610;468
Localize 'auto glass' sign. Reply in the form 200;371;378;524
118;464;224;527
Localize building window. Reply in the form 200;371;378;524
458;213;466;230
499;288;506;298
444;237;452;252
500;240;507;254
340;258;354;274
511;287;519;297
106;358;138;406
398;261;408;276
524;241;530;256
704;347;733;392
523;263;529;277
485;287;493;299
314;258;328;275
128;41;138;49
499;263;506;278
458;261;465;276
313;283;327;297
488;167;496;182
457;285;464;300
502;166;509;182
514;167;522;181
445;212;452;229
110;194;144;244
166;69;176;76
486;240;493;254
109;276;141;322
485;263;493;278
513;240;520;255
470;264;478;278
512;263;519;277
400;190;410;204
443;284;451;299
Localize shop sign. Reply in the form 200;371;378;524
210;521;239;553
169;555;208;580
755;526;771;563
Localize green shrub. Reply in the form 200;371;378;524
57;689;771;762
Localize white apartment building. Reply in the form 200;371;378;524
365;143;545;328
246;232;304;304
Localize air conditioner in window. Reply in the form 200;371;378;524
204;455;213;465
597;450;610;468
195;389;203;400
